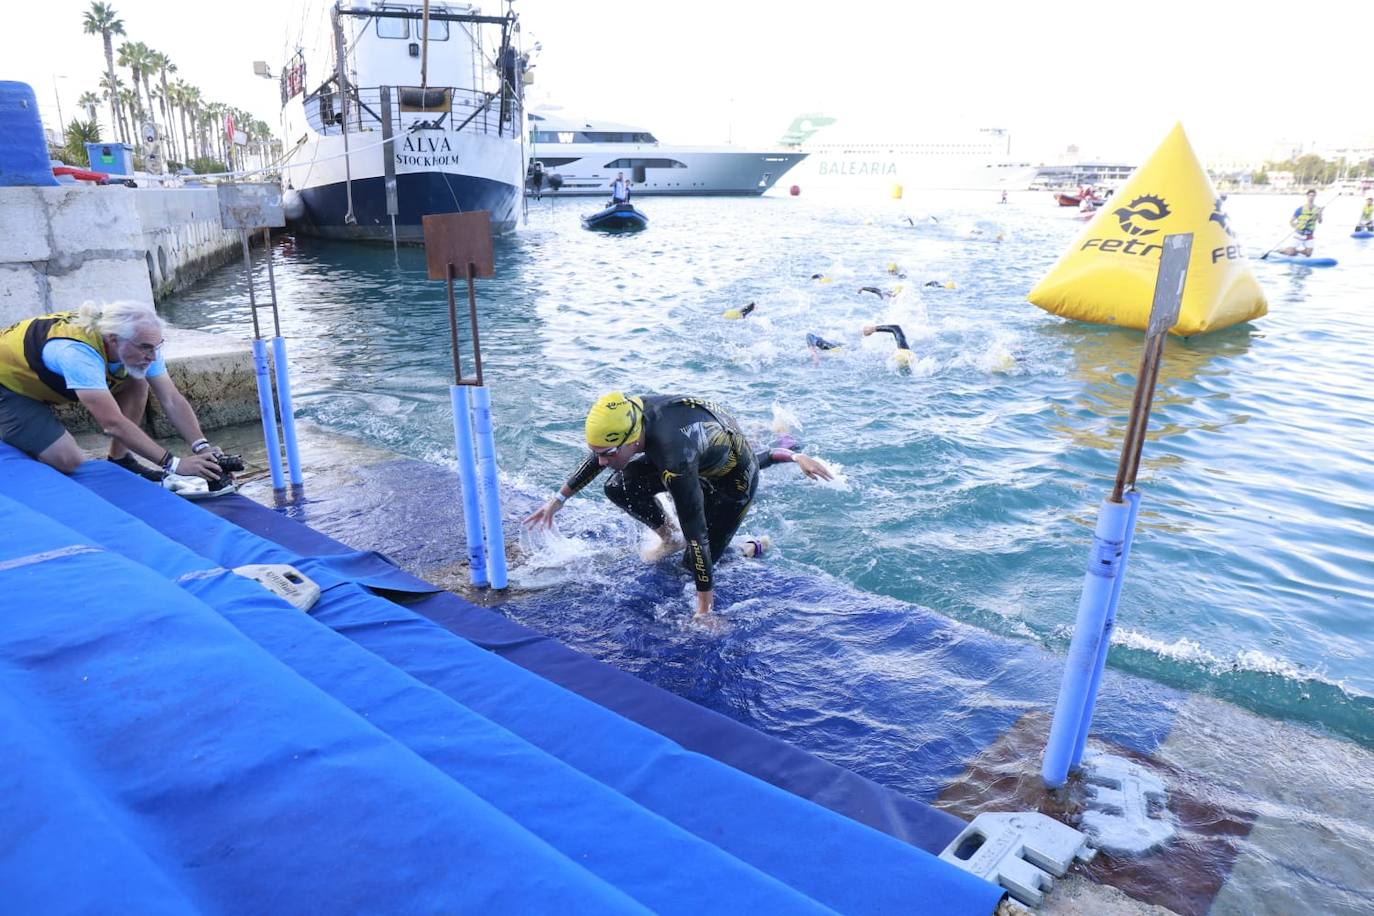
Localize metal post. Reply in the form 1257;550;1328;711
379;86;399;256
241;230;286;490
331;8;357;224
1042;233;1193;788
260;226;302;485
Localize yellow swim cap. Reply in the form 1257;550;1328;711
944;281;957;290
585;392;645;447
894;348;916;368
723;308;743;319
887;262;901;274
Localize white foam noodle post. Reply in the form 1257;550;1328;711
1078;750;1175;856
939;811;1096;908
1028;123;1266;335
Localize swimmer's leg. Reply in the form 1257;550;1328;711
606;460;680;558
604;459;668;529
701;465;759;564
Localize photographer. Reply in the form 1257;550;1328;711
0;301;224;484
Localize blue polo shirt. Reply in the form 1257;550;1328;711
42;339;166;390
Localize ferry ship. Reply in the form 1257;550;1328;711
527;111;807;197
279;2;526;242
777;113;1039;192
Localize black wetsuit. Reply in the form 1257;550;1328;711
806;333;841;351
564;395;790;592
871;324;909;350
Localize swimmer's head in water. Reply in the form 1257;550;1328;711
723;302;756;320
585;392;645;447
893;348;916;369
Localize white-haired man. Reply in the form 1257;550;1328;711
0;301;222;482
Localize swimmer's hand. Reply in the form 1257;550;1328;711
793;454;833;481
524;496;564;528
861;324;877;336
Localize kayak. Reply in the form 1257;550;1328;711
582;202;648;232
1258;252;1330;266
1352;231;1374;239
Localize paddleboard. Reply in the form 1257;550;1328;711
1262;255;1338;267
1351;231;1374;239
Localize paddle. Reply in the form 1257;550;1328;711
1260;189;1341;259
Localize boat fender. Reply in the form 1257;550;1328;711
547;173;564;191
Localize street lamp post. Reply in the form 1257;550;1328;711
52;74;68;146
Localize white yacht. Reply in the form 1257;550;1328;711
279;2;526;242
777;113;1039;192
527;111;806;197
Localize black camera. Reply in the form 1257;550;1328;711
215;453;245;474
209;452;245;492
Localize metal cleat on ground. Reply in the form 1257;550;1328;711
939;812;1096;908
1078;750;1174;855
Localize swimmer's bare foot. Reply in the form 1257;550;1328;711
640;525;682;562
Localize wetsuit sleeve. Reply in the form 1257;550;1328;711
563;451;604;496
872;324;909;350
663;466;713;592
755;447;794;469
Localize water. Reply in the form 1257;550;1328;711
163;190;1374;750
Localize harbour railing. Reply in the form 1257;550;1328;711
303;83;516;140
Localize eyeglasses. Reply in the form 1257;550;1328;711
129;340;164;358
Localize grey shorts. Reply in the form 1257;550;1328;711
0;385;67;457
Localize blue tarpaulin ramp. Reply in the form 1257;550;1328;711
0;444;1005;915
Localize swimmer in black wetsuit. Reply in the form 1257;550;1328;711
525;393;833;621
806;332;843;365
862;323;916;369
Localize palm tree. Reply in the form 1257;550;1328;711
117;40;158;138
149;50;177;161
77;91;101;122
118;87;138;143
98;72;126;143
81;2;124;142
179;84;202;159
62;118;102;166
171;80;193;161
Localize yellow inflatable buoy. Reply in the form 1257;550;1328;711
891;183;904;200
1028;123;1266;335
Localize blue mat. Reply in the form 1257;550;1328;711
0;445;1005;915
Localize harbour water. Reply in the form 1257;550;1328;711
162;189;1374;760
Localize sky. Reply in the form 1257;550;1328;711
8;0;1371;165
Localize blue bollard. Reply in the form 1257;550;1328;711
471;385;507;589
270;336;303;486
0;82;59;187
1041;497;1133;788
451;385;487;587
1069;489;1143;769
251;338;285;490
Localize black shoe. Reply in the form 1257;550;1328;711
108;454;165;483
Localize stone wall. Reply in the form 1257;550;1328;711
0;185;151;326
0;184;243;327
135;186;241;301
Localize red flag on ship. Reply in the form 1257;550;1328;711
225;113;236;140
